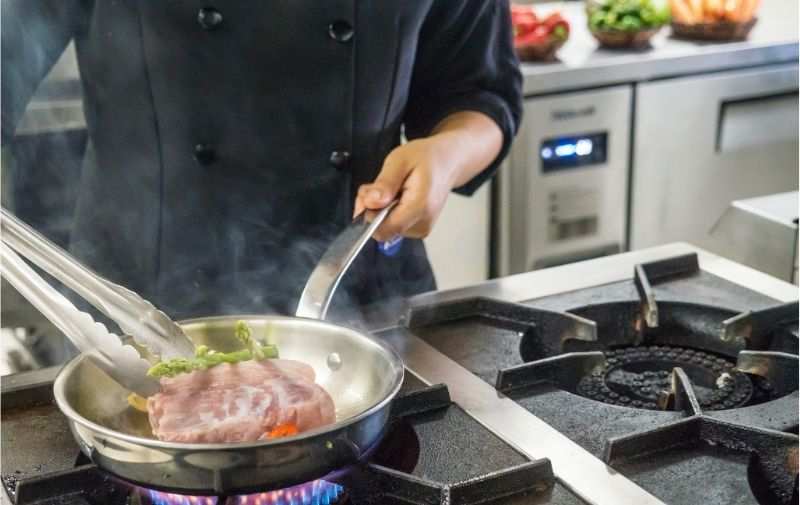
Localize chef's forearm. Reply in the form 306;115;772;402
429;111;504;190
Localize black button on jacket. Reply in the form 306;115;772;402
2;1;523;318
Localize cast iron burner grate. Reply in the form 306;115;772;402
408;254;798;417
576;344;754;410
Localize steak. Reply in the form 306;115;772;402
147;359;335;443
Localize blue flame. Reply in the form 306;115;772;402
146;490;217;505
230;480;344;505
142;480;344;505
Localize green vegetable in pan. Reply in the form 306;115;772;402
234;320;274;360
147;321;279;378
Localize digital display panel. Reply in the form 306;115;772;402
540;132;608;172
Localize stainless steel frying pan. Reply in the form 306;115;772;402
3;204;404;494
54;315;403;494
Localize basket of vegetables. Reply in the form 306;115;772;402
669;0;759;41
587;0;671;49
511;4;570;62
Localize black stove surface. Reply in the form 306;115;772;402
408;255;799;505
1;373;582;505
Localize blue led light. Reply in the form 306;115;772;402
540;132;606;172
554;143;576;157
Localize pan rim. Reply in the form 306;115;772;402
53;314;404;451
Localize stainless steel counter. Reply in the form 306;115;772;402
521;1;799;95
408;242;799;312
710;192;799;282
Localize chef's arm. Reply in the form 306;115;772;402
355;0;522;241
428;111;504;190
1;0;84;146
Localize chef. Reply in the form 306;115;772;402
2;2;523;318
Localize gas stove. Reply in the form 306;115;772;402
2;243;798;505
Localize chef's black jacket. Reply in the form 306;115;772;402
2;1;523;319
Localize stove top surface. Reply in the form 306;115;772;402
399;253;798;505
2;245;798;505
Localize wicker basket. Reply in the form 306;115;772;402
671;18;757;41
515;37;567;62
591;28;660;49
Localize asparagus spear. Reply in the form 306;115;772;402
147;321;278;378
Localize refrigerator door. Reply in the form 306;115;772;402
630;64;799;253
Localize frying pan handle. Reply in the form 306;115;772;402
296;201;399;320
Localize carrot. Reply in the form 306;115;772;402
688;0;704;19
705;0;725;20
738;0;758;21
266;423;299;439
724;0;741;21
670;0;696;23
734;0;749;21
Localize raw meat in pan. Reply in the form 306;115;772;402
147;359;335;443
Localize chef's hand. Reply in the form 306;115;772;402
353;111;503;242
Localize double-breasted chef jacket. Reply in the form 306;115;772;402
2;1;523;319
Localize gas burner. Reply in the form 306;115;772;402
134;480;346;505
576;345;754;411
489;293;799;414
406;255;799;418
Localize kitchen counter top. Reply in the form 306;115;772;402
521;1;799;95
730;191;799;226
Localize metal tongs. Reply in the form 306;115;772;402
1;208;195;361
0;243;159;396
